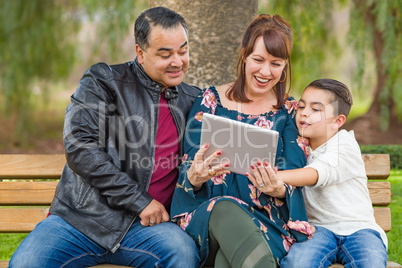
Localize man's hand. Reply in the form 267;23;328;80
139;199;170;226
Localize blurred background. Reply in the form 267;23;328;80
0;0;401;154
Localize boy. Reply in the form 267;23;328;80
249;79;388;267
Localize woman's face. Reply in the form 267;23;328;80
244;36;286;98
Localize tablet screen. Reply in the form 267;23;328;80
200;113;279;175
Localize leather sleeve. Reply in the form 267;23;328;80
63;63;153;216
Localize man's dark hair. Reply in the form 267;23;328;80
134;6;188;50
306;79;353;118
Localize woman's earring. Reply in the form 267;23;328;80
279;70;286;83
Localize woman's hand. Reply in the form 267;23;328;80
246;161;286;198
187;143;230;191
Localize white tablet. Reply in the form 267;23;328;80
200;113;279;175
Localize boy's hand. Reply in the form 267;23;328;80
246;161;286;198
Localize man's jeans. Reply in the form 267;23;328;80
281;226;387;268
9;215;199;268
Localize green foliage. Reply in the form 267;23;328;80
81;0;147;60
0;0;79;127
0;0;147;133
360;145;402;169
259;1;344;96
260;0;401;129
1;0;400;132
349;0;402;128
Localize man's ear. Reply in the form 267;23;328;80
136;44;144;64
331;114;346;130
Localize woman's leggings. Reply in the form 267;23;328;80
206;201;277;268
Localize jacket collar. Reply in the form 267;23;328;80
131;58;179;99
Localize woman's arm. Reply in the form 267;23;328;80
170;88;229;217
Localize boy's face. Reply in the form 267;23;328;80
296;87;339;149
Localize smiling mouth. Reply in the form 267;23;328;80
166;69;182;77
167;68;182;72
255;76;270;83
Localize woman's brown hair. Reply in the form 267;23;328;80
226;14;293;109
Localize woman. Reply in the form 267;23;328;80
171;14;313;268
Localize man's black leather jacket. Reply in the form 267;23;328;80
50;58;200;252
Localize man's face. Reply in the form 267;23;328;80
136;25;189;89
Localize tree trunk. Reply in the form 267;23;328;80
148;0;258;88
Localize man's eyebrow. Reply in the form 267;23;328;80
180;41;188;48
157;41;188;52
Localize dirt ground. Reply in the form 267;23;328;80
343;114;402;145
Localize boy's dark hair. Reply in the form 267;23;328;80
134;6;188;50
307;79;353;118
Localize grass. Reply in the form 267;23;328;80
387;170;402;264
0;233;27;260
1;170;401;263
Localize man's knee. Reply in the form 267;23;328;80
9;251;47;268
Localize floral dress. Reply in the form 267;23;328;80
170;86;312;266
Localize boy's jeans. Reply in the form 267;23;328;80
9;215;199;268
281;226;387;268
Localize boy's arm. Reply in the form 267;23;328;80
278;167;319;187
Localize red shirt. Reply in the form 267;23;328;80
147;91;180;209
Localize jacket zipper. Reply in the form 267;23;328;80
111;216;136;253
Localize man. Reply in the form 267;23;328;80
9;7;200;268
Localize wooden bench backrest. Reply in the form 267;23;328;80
0;154;391;233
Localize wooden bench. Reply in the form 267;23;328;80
0;154;400;268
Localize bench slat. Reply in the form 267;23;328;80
0;154;390;180
368;181;391;206
0;181;391;206
373;207;391;232
0;154;65;180
363;154;390;180
0;208;49;232
0;181;58;205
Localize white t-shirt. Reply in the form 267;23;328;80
303;129;388;248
